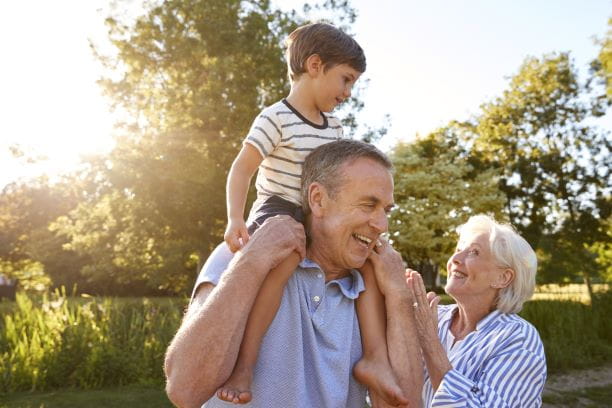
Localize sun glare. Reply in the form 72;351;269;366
0;1;116;188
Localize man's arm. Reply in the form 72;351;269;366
164;216;306;408
368;240;424;408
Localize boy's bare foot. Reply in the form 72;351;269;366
354;357;408;407
217;368;253;404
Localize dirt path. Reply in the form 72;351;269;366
543;363;612;407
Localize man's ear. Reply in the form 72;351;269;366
308;182;327;217
304;54;323;77
492;268;515;289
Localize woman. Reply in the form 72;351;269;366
406;214;546;407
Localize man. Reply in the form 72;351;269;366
164;140;423;408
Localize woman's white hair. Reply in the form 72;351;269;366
457;214;537;314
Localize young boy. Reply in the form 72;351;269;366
217;23;406;406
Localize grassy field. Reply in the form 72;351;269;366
532;283;610;303
0;385;173;408
1;285;610;405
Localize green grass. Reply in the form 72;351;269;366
0;290;186;393
542;384;612;407
0;385;173;408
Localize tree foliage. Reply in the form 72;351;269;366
595;17;612;100
466;53;611;292
50;0;360;295
389;126;506;286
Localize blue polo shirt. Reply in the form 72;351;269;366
193;243;367;408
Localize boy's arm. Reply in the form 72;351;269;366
164;216;306;408
225;144;264;251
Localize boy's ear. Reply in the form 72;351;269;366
308;182;327;217
304;54;323;77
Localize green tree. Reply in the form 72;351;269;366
0;178;86;292
594;17;612;100
468;53;611;298
390;126;506;288
53;0;362;294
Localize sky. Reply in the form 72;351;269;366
0;0;610;189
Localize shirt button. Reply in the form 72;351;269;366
317;273;323;278
313;296;321;302
471;386;479;393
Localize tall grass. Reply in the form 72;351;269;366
520;291;612;373
0;289;185;392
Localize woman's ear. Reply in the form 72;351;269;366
308;182;327;217
304;54;323;77
492;268;515;289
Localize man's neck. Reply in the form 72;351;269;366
306;244;352;282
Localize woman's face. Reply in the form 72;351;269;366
445;231;504;305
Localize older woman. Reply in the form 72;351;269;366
405;214;546;407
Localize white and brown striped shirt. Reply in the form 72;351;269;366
245;99;343;205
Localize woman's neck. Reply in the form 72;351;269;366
450;301;494;340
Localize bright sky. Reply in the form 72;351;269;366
1;0;610;189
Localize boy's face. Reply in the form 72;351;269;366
313;63;361;112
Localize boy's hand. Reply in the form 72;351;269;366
224;218;250;253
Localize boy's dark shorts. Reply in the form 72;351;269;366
247;195;305;235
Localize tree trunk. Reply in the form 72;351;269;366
582;269;594;305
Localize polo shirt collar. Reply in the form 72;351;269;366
299;258;365;300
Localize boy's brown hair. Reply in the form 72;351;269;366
285;23;366;81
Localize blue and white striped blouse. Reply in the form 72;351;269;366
422;304;547;407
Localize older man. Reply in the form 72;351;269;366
164;140;422;408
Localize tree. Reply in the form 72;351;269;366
594;17;612;100
467;53;611;298
0;177;86;292
51;0;363;294
389;126;506;288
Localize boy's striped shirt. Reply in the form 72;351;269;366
245;99;343;205
422;304;547;407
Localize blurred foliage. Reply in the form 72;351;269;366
594;17;612;101
49;0;361;295
0;3;609;296
389;125;506;285
466;53;610;296
0;259;49;293
520;291;612;373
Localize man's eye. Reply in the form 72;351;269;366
469;249;479;255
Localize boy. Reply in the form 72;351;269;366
217;23;406;405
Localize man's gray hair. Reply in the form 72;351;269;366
301;140;392;215
457;215;538;314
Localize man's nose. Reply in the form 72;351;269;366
370;209;388;233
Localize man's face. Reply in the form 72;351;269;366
312;157;394;272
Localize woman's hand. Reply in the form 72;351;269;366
405;269;440;342
406;269;452;391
